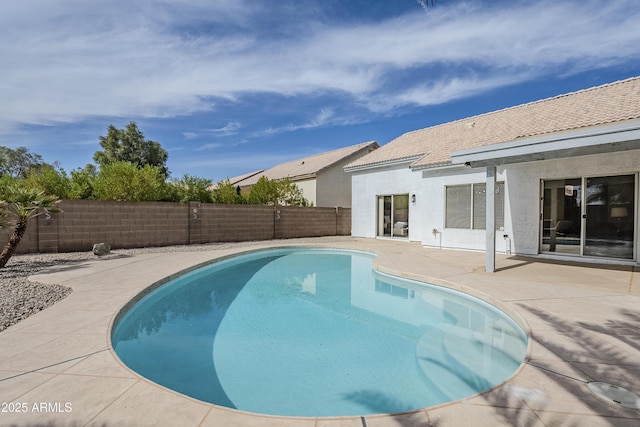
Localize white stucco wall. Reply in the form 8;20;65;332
421;150;640;258
352;149;640;262
505;149;640;261
350;163;423;241
420;166;509;252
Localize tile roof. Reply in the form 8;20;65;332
211;169;264;190
235;141;379;186
223;170;264;185
347;76;640;170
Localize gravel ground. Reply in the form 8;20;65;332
0;244;233;332
0;237;350;332
0;251;106;332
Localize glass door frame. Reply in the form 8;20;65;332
376;194;410;239
540;173;638;260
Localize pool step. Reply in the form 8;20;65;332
415;321;526;402
414;327;476;402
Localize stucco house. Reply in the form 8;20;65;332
345;77;640;270
231;141;379;207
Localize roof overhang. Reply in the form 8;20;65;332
290;173;317;181
411;162;470;173
449;121;640;168
344;156;422;173
237;173;317;187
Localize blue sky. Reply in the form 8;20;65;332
2;0;640;183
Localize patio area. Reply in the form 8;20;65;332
1;236;639;426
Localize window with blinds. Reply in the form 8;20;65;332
445;183;504;229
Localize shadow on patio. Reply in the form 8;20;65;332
480;305;640;426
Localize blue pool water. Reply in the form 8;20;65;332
111;248;527;417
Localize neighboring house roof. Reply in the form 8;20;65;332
209;169;264;190
235;141;379;187
224;170;265;185
346;76;640;171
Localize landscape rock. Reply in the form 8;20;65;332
92;242;111;256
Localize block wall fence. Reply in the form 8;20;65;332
2;200;351;254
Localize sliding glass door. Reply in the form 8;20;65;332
584;175;635;258
377;196;392;237
377;194;409;238
541;175;635;259
541;179;582;255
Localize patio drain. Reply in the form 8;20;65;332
588;382;640;410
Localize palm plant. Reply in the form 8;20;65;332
0;184;60;268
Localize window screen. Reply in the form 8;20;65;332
445;185;471;228
446;182;505;230
473;184;487;229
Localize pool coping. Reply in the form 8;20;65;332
1;237;639;426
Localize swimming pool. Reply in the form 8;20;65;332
111;248;527;417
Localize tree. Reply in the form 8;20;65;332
247;176;279;205
24;164;71;199
94;122;169;177
247;177;309;206
0;175;21;193
69;164;97;199
0;146;45;178
277;177;310;206
0;183;60;268
92;162;168;201
171;174;214;203
213;179;243;204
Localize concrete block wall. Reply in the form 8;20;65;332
37;209;60;253
2;216;39;255
189;203;275;244
336;207;351;236
3;200;351;254
275;206;341;239
55;200;189;252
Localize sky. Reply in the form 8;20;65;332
2;0;640;183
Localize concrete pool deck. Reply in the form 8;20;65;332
1;236;639;426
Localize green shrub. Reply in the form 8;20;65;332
93;162;167;201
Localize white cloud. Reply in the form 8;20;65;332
253;108;336;137
181;121;242;143
1;0;639;134
372;74;531;112
196;143;225;151
172;150;314;177
207;121;242;136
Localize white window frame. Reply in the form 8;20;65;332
445;182;504;230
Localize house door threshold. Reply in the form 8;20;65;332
536;252;638;267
